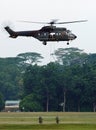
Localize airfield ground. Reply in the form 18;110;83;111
0;112;96;130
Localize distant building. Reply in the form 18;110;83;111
4;100;20;112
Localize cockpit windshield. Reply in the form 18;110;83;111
66;30;71;33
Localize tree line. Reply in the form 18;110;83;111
0;48;96;112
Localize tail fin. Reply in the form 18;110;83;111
4;26;17;38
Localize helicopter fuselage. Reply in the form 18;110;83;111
5;25;77;45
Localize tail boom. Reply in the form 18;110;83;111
4;26;17;38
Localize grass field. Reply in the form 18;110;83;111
0;112;96;130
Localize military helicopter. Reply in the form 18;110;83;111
4;20;87;45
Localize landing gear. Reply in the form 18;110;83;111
43;41;47;45
67;42;69;45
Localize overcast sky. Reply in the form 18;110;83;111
0;0;96;64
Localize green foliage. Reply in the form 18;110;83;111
0;48;96;112
0;57;23;100
23;65;42;95
17;52;44;65
23;48;96;112
0;52;43;100
19;94;43;112
53;47;88;65
0;93;5;111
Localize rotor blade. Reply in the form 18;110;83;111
18;20;87;25
56;20;88;24
18;20;59;24
18;21;49;24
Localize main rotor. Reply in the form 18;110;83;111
19;19;87;26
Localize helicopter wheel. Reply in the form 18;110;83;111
43;41;47;45
67;42;69;45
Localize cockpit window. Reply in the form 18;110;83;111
67;30;71;33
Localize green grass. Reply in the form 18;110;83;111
0;124;96;130
0;112;96;130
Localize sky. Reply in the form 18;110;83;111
0;0;96;64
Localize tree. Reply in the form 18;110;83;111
0;57;23;100
56;66;72;112
17;52;44;65
41;63;59;111
19;94;43;112
0;93;5;111
1;50;95;112
53;47;88;66
23;65;41;96
87;54;96;65
83;64;96;112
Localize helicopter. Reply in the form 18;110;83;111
4;20;87;45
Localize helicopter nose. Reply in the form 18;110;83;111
68;33;77;40
74;35;77;39
72;34;77;39
71;34;77;40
